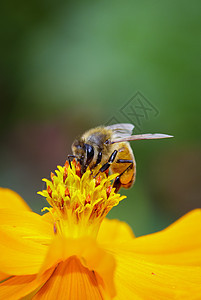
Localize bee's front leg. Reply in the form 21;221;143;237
67;154;77;169
90;151;103;175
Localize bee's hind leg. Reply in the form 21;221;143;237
116;159;133;164
113;176;121;193
113;161;134;193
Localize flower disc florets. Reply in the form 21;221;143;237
38;160;126;238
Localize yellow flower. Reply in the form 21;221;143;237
0;160;201;299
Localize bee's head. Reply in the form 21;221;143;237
72;138;94;167
72;138;85;159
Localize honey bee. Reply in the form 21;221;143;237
70;123;173;192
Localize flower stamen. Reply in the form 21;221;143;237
47;186;52;198
38;160;126;238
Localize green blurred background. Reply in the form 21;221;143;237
1;0;201;236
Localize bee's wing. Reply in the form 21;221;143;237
111;133;173;144
106;123;134;139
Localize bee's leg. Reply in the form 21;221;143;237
116;159;133;164
94;150;118;177
95;151;103;167
112;176;121;193
90;151;102;175
67;155;76;169
113;161;134;192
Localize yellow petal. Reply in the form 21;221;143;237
0;267;54;300
0;209;53;244
0;229;48;275
117;209;201;266
41;211;54;224
97;218;135;244
0;188;30;211
39;235;116;298
0;209;53;275
103;209;201;299
112;249;201;300
130;209;201;253
33;257;111;300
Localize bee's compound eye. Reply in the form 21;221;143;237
84;144;94;165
